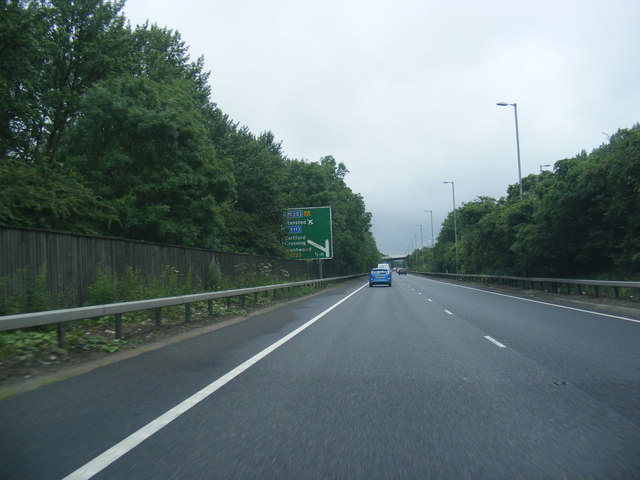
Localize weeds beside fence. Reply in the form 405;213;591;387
0;276;360;384
1;226;327;315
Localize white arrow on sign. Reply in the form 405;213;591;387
307;239;329;256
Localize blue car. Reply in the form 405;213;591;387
369;268;392;287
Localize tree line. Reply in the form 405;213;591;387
407;124;640;279
0;0;381;274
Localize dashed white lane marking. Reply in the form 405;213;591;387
63;284;368;480
484;335;507;348
444;310;453;315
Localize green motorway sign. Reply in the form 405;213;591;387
283;206;333;260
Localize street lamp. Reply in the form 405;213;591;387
409;236;414;265
540;164;551;173
442;181;459;273
417;224;424;265
425;210;434;247
497;102;523;199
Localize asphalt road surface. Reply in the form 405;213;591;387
1;275;639;479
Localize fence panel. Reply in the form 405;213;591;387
0;226;318;309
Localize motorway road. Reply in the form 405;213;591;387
1;275;639;479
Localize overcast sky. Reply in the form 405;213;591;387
123;0;640;256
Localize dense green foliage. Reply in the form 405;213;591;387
407;125;640;279
0;0;380;271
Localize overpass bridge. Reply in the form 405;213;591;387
381;255;407;266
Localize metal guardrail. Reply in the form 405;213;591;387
412;272;640;298
0;274;364;347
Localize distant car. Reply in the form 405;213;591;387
369;268;392;287
397;268;407;275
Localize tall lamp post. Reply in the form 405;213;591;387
417;224;424;265
497;102;523;199
425;210;434;247
442;181;459;273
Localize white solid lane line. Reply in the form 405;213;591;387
424;279;640;324
63;283;368;480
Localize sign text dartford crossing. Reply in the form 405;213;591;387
283;207;333;259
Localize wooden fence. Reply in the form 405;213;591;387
0;226;322;309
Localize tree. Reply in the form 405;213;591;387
431;124;640;278
0;157;116;233
278;156;380;273
0;0;45;159
64;75;234;247
1;0;131;164
216;127;287;255
1;1;382;274
129;22;211;104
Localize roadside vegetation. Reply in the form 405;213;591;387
0;0;380;271
0;261;327;383
0;0;380;382
407;124;640;280
2;1;638;382
0;1;380;380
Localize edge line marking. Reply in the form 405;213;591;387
63;283;368;479
423;279;640;324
